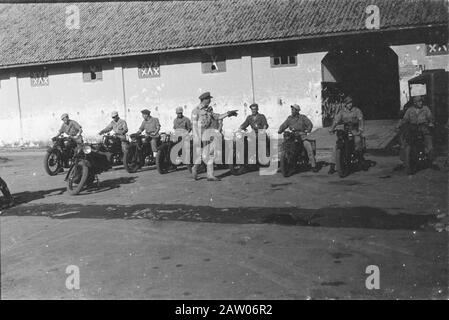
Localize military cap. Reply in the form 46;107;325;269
249;103;259;109
291;104;301;111
176;107;184;114
141;109;151;115
199;92;213;101
60;113;69;120
343;96;353;103
111;111;119;117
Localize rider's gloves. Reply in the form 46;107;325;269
227;110;238;117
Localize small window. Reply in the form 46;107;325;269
270;55;297;68
138;60;161;78
83;65;102;82
30;68;49;87
202;55;226;73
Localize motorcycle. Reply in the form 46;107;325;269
123;133;162;173
0;177;13;208
334;124;369;178
403;124;431;175
100;134;124;166
65;144;112;195
43;135;77;176
279;130;315;177
228;130;271;175
156;133;193;174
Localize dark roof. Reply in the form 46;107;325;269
0;0;447;68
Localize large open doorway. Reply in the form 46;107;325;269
321;47;400;126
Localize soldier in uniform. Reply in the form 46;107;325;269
278;104;318;172
191;91;237;181
328;96;364;174
98;111;128;150
396;95;435;165
56;113;83;145
173;107;192;132
135;109;161;159
240;103;268;132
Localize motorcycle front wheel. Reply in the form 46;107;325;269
123;145;140;173
44;150;62;176
67;161;89;195
280;151;294;177
156;147;170;174
336;149;350;178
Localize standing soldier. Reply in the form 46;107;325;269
278;104;318;172
135;109;161;159
328;96;365;174
240;103;269;132
56;113;83;145
98;111;128;150
191;92;237;181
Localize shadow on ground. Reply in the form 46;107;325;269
1;201;436;231
2;176;138;206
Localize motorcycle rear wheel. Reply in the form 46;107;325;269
67;161;89;195
44;150;62;176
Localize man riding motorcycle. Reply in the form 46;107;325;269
278;104;318;172
134;108;161;160
396;95;435;167
328;96;365;174
55;113;83;145
98;111;128;150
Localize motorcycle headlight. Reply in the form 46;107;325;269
82;145;92;154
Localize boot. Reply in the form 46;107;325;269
192;165;198;180
206;163;220;181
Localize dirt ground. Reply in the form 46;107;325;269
0;150;447;299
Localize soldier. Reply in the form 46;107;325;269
98;111;128;149
396;95;435;165
191;91;237;181
278;104;318;172
56;113;83;145
328;96;364;174
173;107;192;132
135;109;161;159
240;103;269;132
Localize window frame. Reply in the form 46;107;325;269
270;54;298;68
82;64;103;82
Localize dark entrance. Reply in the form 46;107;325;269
321;47;400;126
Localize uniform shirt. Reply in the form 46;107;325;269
59;120;82;136
279;114;313;136
240;113;269;131
191;105;219;131
173;116;192;131
333;107;364;127
139;117;160;135
401;106;434;126
101;118;128;135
